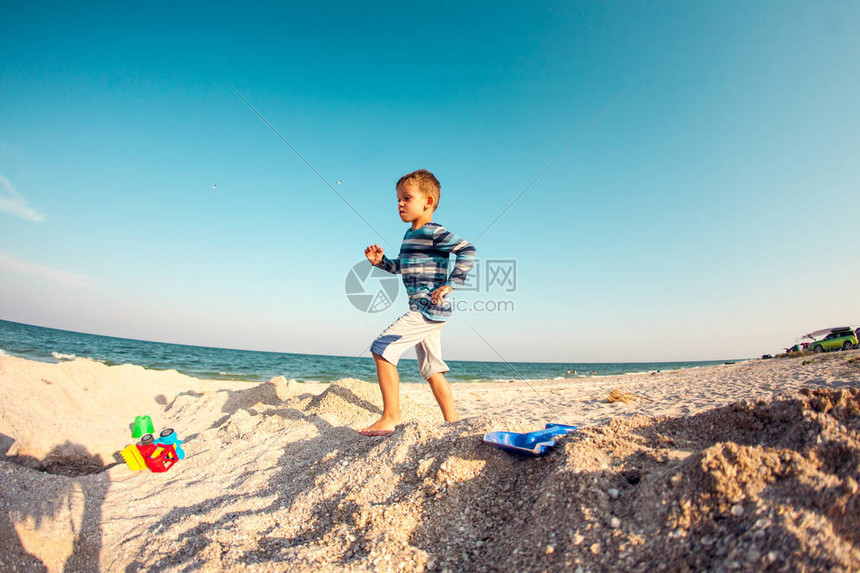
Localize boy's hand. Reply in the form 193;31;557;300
365;244;384;265
430;285;453;306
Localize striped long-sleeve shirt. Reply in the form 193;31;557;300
374;222;477;321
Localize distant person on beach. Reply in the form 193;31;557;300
360;169;476;436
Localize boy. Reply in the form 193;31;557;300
359;169;476;436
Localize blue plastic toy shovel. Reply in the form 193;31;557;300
484;423;577;457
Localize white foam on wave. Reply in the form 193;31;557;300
0;348;7;356
52;351;77;361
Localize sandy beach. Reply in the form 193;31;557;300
1;351;859;571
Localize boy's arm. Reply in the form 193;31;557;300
375;255;401;275
432;226;477;287
365;244;401;274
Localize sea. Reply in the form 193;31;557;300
0;319;735;384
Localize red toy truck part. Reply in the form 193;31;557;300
136;443;178;473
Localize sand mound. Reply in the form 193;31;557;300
304;378;440;427
108;387;859;572
0;355;261;473
2;355;859;572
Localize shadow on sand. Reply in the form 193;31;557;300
123;385;859;572
1;440;111;572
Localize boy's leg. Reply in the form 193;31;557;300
360;311;450;435
359;312;415;436
416;330;458;422
425;372;458;422
357;352;402;436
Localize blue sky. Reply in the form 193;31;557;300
1;1;858;362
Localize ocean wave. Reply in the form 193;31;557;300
52;351;77;361
0;348;7;356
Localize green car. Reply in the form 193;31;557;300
810;329;859;353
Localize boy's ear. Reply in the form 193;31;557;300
425;194;435;209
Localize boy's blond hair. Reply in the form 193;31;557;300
397;169;441;211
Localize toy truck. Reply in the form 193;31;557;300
121;428;184;473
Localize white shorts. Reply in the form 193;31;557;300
370;311;449;379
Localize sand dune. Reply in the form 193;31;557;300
1;351;859;571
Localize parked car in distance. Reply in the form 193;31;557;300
810;329;859;353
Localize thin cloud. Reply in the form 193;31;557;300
0;174;46;222
0;251;93;288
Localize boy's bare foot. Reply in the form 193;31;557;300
357;417;400;436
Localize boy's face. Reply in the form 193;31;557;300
396;183;431;224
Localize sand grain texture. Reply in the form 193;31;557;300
1;351;859;572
